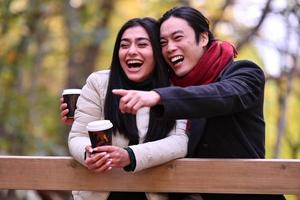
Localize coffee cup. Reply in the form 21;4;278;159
87;120;113;148
62;89;81;118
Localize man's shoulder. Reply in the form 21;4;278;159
224;60;264;74
221;59;265;81
232;60;260;68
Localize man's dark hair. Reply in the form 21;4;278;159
159;6;214;46
104;17;175;144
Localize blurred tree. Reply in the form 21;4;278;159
271;0;300;158
62;0;115;88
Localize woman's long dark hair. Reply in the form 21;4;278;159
104;17;175;145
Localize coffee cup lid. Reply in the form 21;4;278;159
62;89;82;95
87;120;113;132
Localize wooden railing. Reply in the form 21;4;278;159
0;156;299;194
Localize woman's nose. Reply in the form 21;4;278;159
128;45;138;55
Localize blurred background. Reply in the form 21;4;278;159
0;0;299;199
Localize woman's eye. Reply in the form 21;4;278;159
120;43;129;48
137;43;148;48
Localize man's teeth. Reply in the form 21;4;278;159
170;56;183;63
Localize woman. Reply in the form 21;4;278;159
66;17;188;200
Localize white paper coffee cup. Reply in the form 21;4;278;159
87;120;113;147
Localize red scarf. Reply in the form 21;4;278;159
170;40;237;87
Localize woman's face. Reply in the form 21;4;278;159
119;26;155;83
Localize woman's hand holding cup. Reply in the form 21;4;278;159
84;145;131;173
84;145;113;172
60;97;74;126
60;89;81;126
92;145;130;169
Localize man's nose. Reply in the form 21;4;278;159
166;41;177;53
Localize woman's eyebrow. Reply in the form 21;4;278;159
120;37;150;42
136;37;150;42
120;38;130;42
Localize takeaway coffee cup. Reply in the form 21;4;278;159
87;120;113;148
62;89;81;118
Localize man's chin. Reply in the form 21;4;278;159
173;69;188;77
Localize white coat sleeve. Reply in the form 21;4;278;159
129;119;188;172
68;71;108;166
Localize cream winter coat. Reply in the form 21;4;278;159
68;70;188;200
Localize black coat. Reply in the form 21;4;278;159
153;60;285;200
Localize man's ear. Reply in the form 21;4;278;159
198;32;209;47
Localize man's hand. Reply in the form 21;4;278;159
112;89;161;114
60;97;74;126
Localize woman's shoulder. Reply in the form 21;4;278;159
86;69;110;86
82;69;111;97
88;69;110;80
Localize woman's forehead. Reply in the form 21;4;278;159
121;26;149;40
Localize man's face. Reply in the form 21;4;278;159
160;16;208;77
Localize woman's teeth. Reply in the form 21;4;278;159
127;60;143;68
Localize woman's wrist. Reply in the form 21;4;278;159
123;147;136;172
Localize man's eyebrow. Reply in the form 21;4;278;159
160;30;184;39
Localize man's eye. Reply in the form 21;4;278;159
160;41;167;47
174;35;183;41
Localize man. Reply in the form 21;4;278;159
112;6;286;200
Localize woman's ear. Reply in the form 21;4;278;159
198;32;209;47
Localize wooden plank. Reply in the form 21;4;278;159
0;156;299;194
